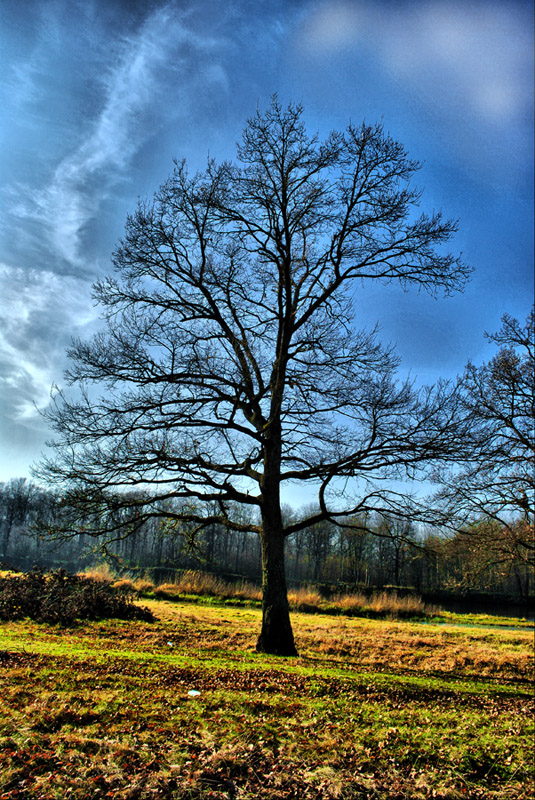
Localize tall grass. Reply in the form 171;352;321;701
80;563;116;583
153;570;262;602
287;586;324;611
80;565;437;619
333;590;436;618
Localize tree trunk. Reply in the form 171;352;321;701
256;409;297;656
256;523;297;657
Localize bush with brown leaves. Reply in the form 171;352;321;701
0;568;154;626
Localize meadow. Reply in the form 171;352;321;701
0;595;533;799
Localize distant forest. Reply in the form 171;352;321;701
1;477;532;608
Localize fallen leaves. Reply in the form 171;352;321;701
0;605;533;799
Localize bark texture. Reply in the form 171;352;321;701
256;511;297;656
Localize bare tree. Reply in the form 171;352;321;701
0;478;36;562
434;308;534;571
375;514;417;587
35;100;470;655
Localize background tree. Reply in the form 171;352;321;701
35;100;470;655
0;477;36;562
374;514;417;587
434;308;534;571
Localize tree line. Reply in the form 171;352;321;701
1;477;532;602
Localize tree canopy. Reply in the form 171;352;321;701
35;100;471;654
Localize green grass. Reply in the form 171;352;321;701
427;610;534;628
0;599;533;799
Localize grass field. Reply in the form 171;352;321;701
0;599;533;799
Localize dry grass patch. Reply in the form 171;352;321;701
153;572;261;603
79;563;116;583
295;613;534;681
175;569;229;596
132;578;156;593
287;586;323;611
332;590;437;618
79;568;445;622
111;577;138;593
0;601;533;799
153;581;183;599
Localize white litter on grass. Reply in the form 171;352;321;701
187;690;201;697
167;641;174;647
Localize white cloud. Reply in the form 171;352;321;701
300;2;361;51
299;0;533;124
0;264;97;422
381;2;531;123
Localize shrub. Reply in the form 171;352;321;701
153;582;182;600
111;578;137;593
132;578;155;594
0;568;154;625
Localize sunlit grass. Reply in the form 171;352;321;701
79;565;476;622
0;599;533;798
79;563;117;583
330;589;437;618
76;565;535;628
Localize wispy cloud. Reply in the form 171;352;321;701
7;2;230;272
0;1;234;435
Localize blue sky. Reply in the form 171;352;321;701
0;0;533;485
